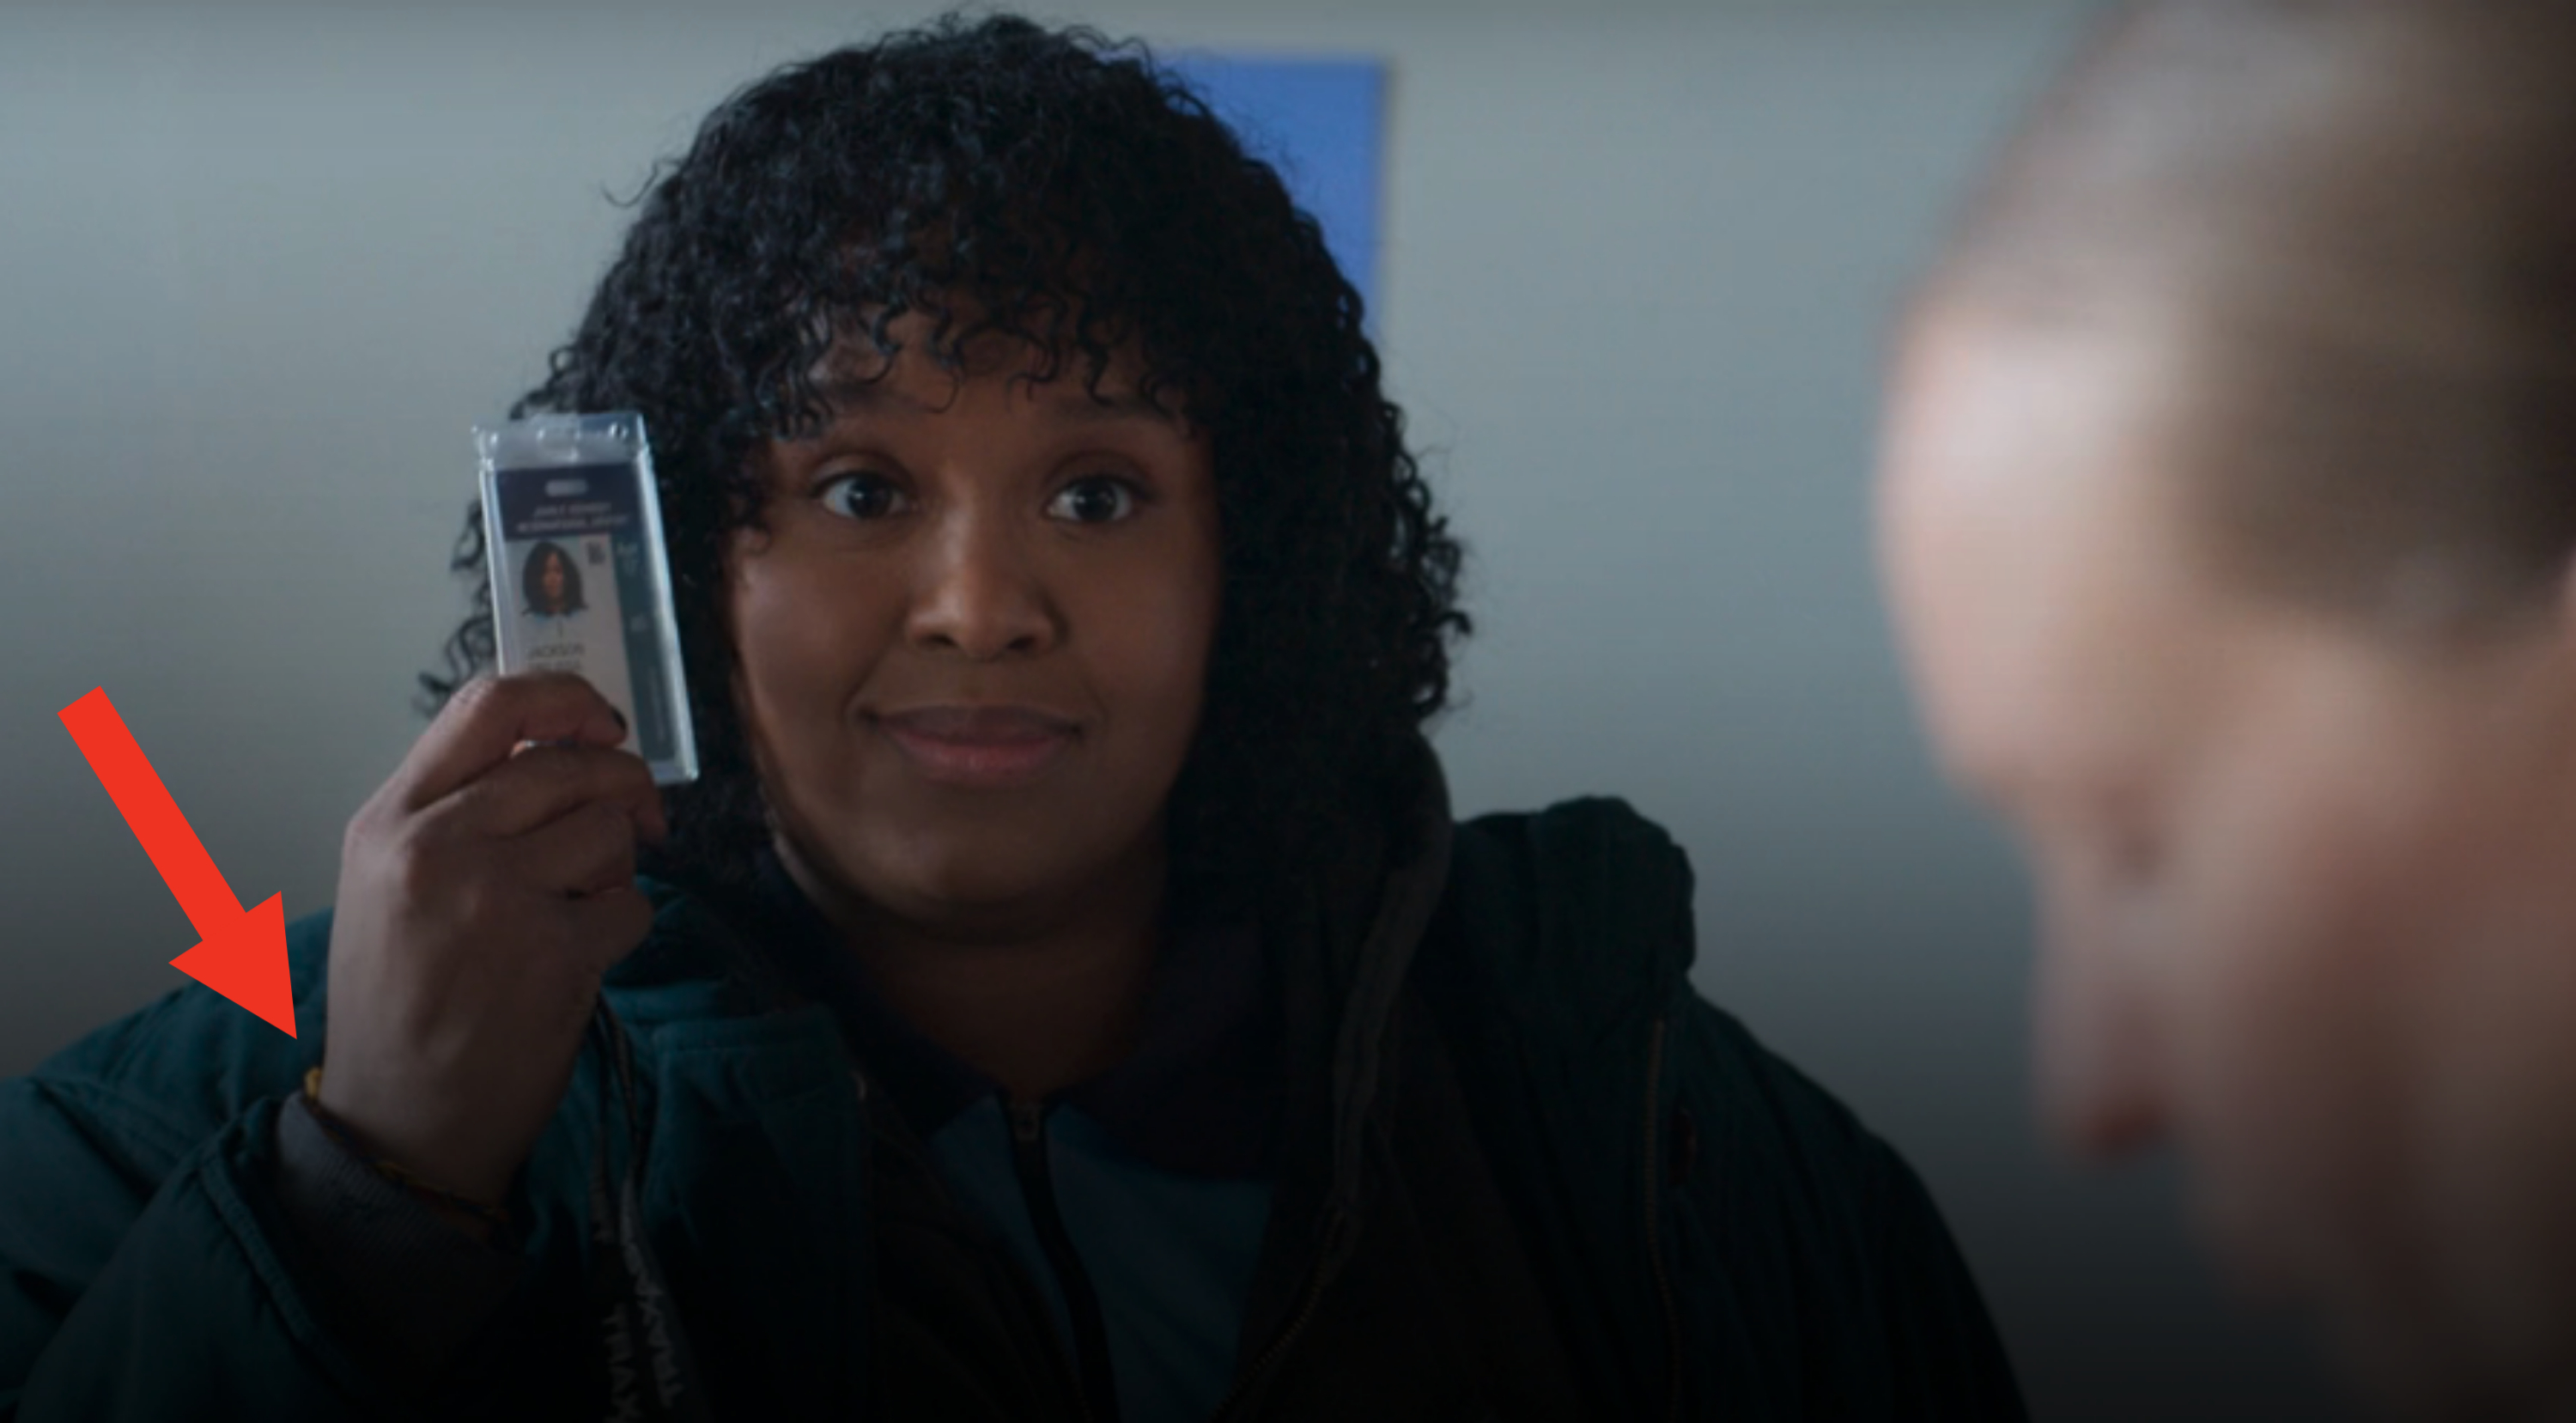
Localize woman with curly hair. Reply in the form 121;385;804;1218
0;14;2019;1420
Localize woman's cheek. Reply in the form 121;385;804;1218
728;545;861;788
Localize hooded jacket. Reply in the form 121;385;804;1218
0;777;2023;1420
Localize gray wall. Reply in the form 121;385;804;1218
0;2;2353;1416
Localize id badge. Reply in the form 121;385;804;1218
477;412;699;786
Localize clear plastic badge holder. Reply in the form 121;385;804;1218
476;412;699;786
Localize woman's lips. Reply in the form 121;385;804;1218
875;706;1078;785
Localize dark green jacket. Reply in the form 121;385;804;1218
0;795;2023;1420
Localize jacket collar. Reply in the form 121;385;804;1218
744;849;1279;1180
618;736;1461;1225
1303;739;1455;1227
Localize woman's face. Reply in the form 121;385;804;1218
726;320;1223;936
539;550;568;607
1879;310;2576;1416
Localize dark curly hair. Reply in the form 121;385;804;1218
426;12;1468;916
518;541;585;618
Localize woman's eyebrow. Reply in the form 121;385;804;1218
809;376;1182;429
1045;391;1188;429
811;378;920;416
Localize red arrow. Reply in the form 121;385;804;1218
58;688;295;1038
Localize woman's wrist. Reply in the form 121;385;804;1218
301;1064;514;1244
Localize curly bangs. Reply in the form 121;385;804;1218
427;11;1467;915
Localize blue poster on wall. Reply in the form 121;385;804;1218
1169;57;1390;326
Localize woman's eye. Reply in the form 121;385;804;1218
1047;476;1140;526
818;472;909;521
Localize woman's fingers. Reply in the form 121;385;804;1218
419;739;667;847
508;800;645;901
392;672;631;813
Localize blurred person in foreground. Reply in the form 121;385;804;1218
1880;2;2576;1417
0;13;2021;1420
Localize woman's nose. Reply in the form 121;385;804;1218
903;505;1060;661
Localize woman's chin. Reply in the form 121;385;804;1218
819;829;1143;937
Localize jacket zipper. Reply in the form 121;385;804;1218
1644;1013;1681;1423
850;1070;1095;1423
1009;1098;1120;1423
1205;1204;1348;1423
